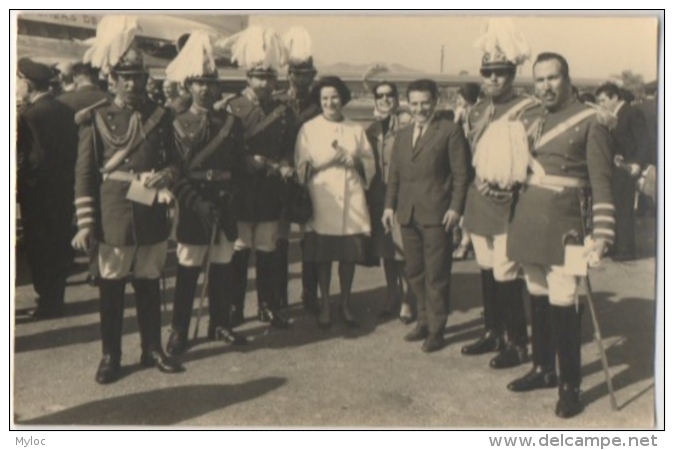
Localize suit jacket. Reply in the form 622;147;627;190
17;94;78;199
385;115;470;227
58;85;109;114
612;103;651;167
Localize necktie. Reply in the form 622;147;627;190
413;125;423;148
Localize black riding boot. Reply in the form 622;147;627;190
508;295;558;392
490;279;529;368
301;238;319;314
553;305;584;418
256;251;290;329
166;265;200;356
229;249;250;327
207;263;247;345
274;239;290;309
95;279;126;384
133;279;184;374
462;269;505;355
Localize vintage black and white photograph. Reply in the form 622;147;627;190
11;10;661;430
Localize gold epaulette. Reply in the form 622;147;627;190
74;98;109;126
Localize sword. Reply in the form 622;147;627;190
572;191;619;411
192;220;219;341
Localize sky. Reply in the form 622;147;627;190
234;13;660;81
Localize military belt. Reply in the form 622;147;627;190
188;170;232;181
527;174;589;190
105;171;140;182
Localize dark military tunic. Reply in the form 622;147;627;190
462;94;537;237
507;99;615;266
172;106;245;245
74;98;179;247
227;88;296;222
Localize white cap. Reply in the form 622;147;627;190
83;15;142;75
474;18;530;69
166;30;218;83
216;26;287;74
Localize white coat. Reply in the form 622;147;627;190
295;115;375;236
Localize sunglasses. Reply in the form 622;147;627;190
375;91;396;99
480;68;513;78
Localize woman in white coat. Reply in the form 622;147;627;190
295;76;375;329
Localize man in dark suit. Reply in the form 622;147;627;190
383;79;471;353
17;58;78;319
596;83;650;260
58;63;110;286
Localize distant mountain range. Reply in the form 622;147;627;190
317;61;426;76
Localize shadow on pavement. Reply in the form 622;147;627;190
579;292;655;412
18;377;286;426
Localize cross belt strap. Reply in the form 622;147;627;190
188;114;236;171
99;106;166;174
246;103;288;141
536;108;596;150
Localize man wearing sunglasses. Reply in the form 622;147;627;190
460;19;534;370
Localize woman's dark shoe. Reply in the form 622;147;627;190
317;304;331;330
341;308;360;328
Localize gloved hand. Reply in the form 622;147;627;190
195;200;218;230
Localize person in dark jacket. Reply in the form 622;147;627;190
596;82;651;261
71;16;183;384
164;30;248;355
17;58;77;319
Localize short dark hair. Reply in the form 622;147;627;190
533;52;570;81
71;63;99;81
310;76;352;106
595;82;621;100
578;92;596;104
458;82;481;105
372;81;398;98
406;78;439;100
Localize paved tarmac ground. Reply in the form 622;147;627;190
12;216;657;428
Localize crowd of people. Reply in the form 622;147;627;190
16;16;657;421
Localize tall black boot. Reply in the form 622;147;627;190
166;265;200;356
207;263;247;345
301;238;319;314
462;269;505;355
95;279;126;384
274;239;290;309
256;251;290;329
553;305;584;418
508;295;558;392
133;279;184;374
490;279;529;368
229;249;250;327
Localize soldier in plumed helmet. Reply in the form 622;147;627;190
219;26;296;329
71;16;183;384
460;19;533;369
273;26;321;313
164;30;248;356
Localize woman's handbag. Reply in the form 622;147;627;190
284;174;313;224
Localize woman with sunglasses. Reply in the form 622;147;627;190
365;81;417;324
295;76;376;329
